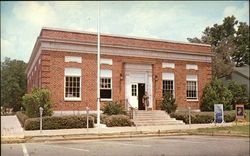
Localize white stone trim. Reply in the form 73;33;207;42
100;58;112;65
65;56;82;63
100;69;112;77
162;63;175;69
186;64;198;70
162;73;174;80
186;74;198;81
64;68;81;76
40;41;212;62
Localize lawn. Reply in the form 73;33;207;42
246;109;249;122
186;125;250;136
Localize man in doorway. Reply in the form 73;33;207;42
142;91;149;111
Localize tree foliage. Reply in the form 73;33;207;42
187;16;249;78
103;101;126;115
1;57;27;111
160;92;177;114
227;81;249;108
22;88;54;118
201;77;233;111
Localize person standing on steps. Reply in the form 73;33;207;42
142;91;149;111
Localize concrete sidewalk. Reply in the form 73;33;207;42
24;122;234;137
1;115;24;138
1;115;235;143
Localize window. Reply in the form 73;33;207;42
163;80;174;96
65;77;80;98
100;70;112;100
186;64;198;70
131;84;137;96
186;75;198;100
162;63;175;69
64;68;81;100
162;73;174;97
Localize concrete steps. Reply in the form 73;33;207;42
132;110;184;126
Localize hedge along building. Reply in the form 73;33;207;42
26;27;212;115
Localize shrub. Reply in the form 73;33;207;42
103;101;126;115
24;115;94;130
160;92;177;114
228;81;249;108
89;113;109;124
104;115;133;127
22;88;54;118
16;111;28;127
170;111;235;124
201;77;233;111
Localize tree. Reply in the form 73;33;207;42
228;81;249;108
201;77;233;111
187;16;249;78
22;88;54;118
1;57;27;111
232;22;250;66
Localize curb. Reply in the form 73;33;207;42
1;132;189;144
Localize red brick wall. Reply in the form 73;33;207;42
28;50;211;111
40;29;211;54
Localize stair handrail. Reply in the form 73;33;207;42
125;99;135;119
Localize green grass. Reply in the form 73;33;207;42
246;109;249;122
186;125;250;136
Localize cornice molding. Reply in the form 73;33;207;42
26;38;212;77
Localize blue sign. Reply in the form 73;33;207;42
214;104;224;123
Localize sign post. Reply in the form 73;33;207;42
39;107;44;133
235;104;245;124
188;107;191;128
86;106;89;131
214;104;224;124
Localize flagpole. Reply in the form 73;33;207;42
97;1;101;127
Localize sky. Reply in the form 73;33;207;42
1;1;249;63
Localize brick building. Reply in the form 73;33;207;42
26;27;212;114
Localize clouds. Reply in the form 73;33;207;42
1;1;249;62
12;1;57;27
223;2;249;23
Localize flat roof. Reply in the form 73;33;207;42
42;27;211;47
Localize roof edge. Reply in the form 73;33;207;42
41;27;211;47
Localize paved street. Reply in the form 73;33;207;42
1;135;249;156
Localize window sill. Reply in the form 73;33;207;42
187;99;198;102
100;99;113;102
64;98;81;101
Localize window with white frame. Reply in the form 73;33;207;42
162;73;175;97
186;75;198;100
100;69;112;99
64;68;81;100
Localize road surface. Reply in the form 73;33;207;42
1;135;249;156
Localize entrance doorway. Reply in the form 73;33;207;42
138;83;145;110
